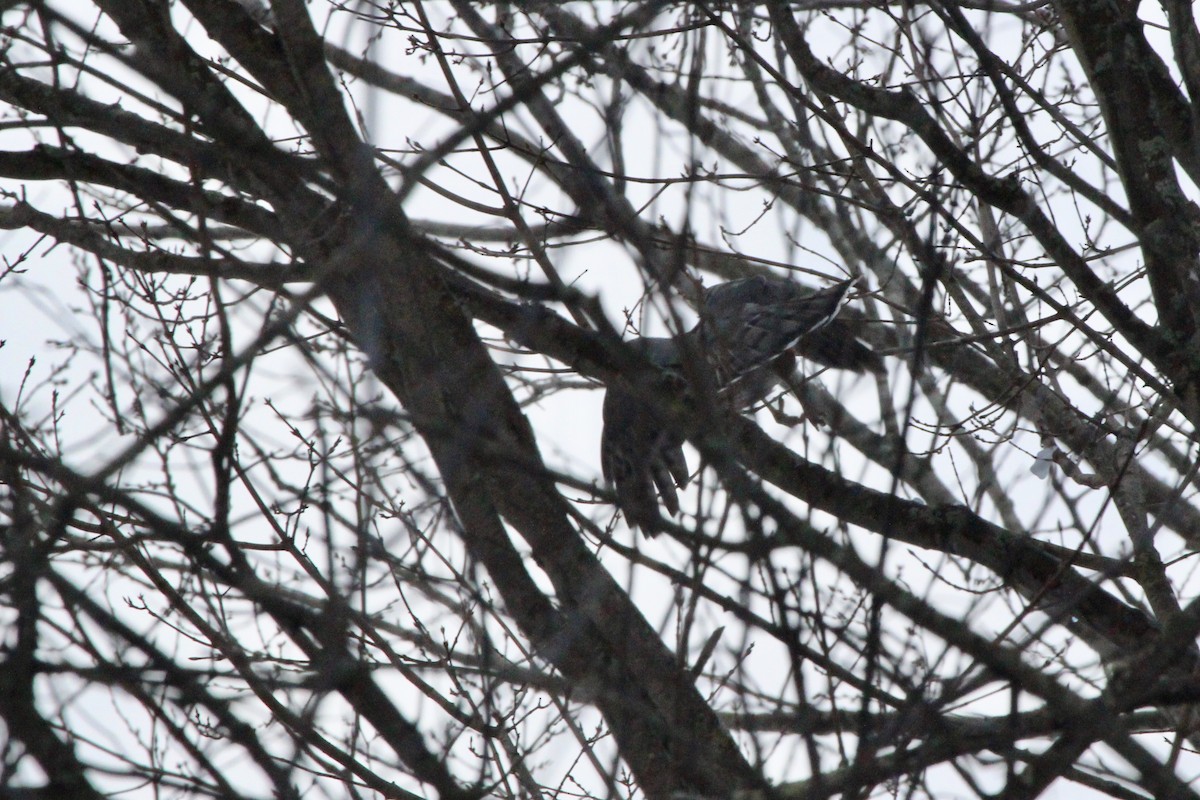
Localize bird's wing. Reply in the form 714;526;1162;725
701;277;857;383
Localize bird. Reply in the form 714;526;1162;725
600;275;878;533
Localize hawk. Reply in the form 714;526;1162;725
600;275;878;532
